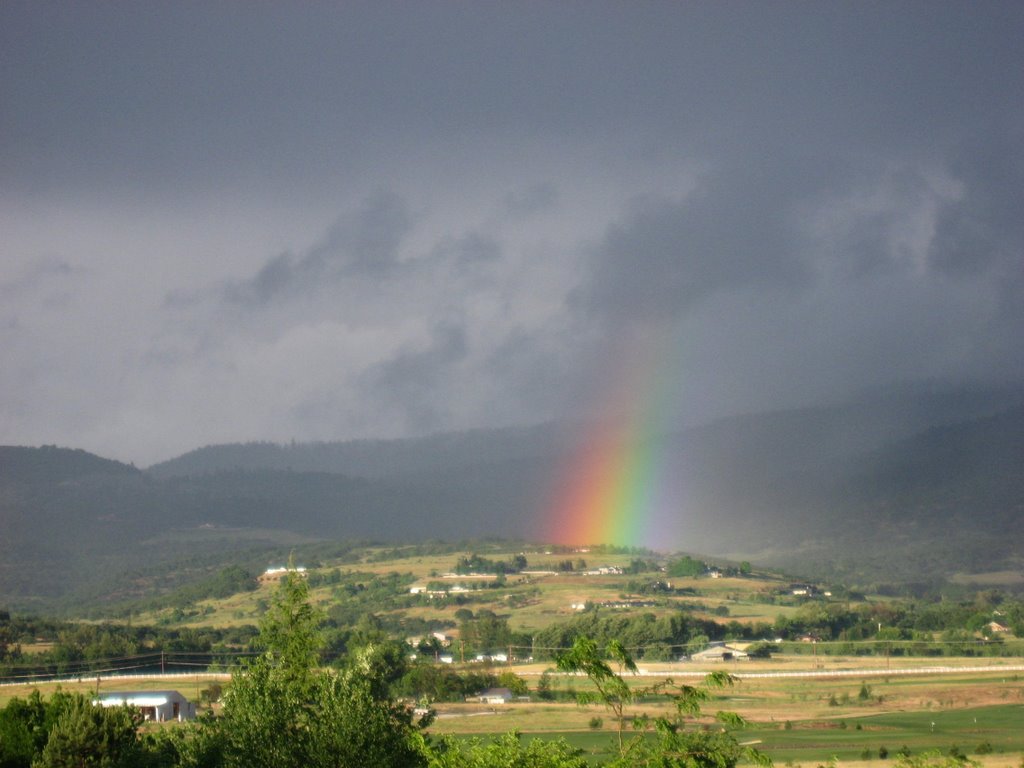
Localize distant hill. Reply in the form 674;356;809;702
697;404;1024;587
147;385;1020;480
146;423;569;480
1;445;139;483
2;384;1022;610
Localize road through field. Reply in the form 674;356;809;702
630;663;1024;680
4;661;1023;689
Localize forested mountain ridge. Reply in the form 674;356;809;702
716;404;1024;586
147;386;1020;480
2;386;1022;610
147;423;568;480
0;445;139;483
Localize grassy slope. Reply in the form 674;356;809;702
130;548;800;632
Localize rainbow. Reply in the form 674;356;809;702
542;334;686;549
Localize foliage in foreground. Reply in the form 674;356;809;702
0;571;765;768
556;636;769;768
429;732;589;768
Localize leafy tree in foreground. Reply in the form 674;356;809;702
556;637;637;754
219;568;428;768
428;731;588;768
0;709;35;768
34;695;142;768
894;752;979;768
557;636;770;768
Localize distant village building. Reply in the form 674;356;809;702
406;632;452;649
585;565;623;575
94;691;196;722
259;566;307;583
409;584;477;597
689;642;750;662
469;687;515;704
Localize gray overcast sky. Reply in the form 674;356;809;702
2;1;1022;466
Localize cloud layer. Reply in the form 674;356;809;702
1;2;1022;464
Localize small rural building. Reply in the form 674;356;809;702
259;566;307;584
94;690;196;721
470;687;514;704
789;583;817;596
689;643;750;662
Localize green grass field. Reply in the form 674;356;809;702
435;702;1024;767
424;664;1024;765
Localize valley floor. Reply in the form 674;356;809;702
4;656;1022;765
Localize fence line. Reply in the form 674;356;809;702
5;663;1023;688
1;671;233;688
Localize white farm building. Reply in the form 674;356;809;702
94;690;196;722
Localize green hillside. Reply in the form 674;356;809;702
2;389;1022;611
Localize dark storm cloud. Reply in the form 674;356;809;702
6;3;1018;196
573;155;816;324
928;128;1024;278
2;2;1023;464
926;126;1024;383
356;324;469;434
426;232;502;268
503;184;559;217
828;167;936;279
224;193;413;306
0;258;76;299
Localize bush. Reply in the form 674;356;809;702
588;716;603;730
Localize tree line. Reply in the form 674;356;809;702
5;582;1024;683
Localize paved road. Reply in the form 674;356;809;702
523;663;1024;680
5;663;1024;688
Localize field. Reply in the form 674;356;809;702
429;662;1024;765
4;659;1022;766
132;547;806;633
